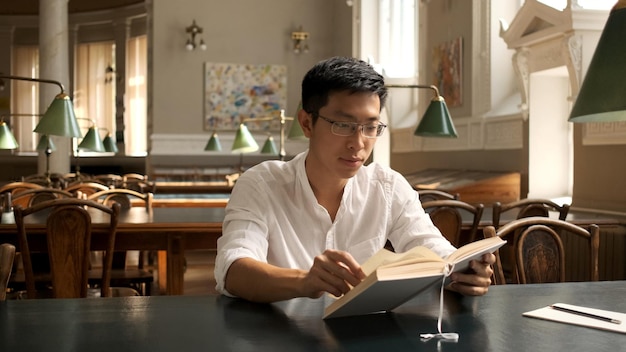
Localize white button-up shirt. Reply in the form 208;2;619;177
214;151;455;296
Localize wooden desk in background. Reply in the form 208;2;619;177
2;281;624;351
0;207;226;295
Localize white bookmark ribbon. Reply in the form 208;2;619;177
420;262;459;343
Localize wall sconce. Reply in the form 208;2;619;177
291;26;310;54
105;64;115;84
386;84;458;138
185;20;206;51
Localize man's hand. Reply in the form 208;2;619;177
301;249;367;299
447;253;496;296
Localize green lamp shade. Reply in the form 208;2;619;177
288;102;307;140
261;135;278;155
34;93;83;138
36;135;56;152
0;121;19;149
414;97;458;138
204;132;222;151
569;5;626;122
103;134;119;153
231;124;259;153
78;126;106;152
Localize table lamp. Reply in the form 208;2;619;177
287;102;306;140
231;122;259;172
261;134;278;155
102;131;119;153
386;84;458;138
0;119;19;149
36;134;57;184
0;75;82;138
204;131;222;152
568;1;626;123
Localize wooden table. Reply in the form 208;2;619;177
1;281;624;351
0;207;225;295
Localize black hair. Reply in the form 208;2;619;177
301;57;387;122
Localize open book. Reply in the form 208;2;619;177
323;236;506;319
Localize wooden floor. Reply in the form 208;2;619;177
150;249;219;296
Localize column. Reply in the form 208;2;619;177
38;0;72;174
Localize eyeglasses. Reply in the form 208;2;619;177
315;114;387;138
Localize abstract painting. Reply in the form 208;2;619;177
432;37;463;107
204;62;287;131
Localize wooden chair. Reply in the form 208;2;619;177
93;174;124;188
483;217;599;285
87;189;155;295
421;199;484;247
64;181;110;197
13;198;121;298
0;243;16;301
492;198;570;229
122;174;156;194
0;182;44;196
11;188;75;208
418;189;459;203
87;188;154;211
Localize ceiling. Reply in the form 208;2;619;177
0;0;144;15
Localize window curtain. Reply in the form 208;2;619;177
74;41;115;150
11;46;39;152
125;35;147;156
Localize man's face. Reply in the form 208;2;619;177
301;90;382;182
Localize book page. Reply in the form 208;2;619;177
446;236;505;264
523;303;626;334
360;246;443;276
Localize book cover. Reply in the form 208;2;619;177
323;236;505;319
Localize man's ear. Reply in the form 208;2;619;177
298;109;313;138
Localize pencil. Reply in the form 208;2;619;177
550;305;622;324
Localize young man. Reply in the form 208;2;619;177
215;56;495;303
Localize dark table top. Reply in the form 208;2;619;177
1;280;625;351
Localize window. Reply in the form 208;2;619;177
536;0;614;10
73;41;116;154
10;46;39;153
378;0;416;78
125;35;147;156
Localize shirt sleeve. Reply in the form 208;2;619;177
385;172;457;258
214;172;271;296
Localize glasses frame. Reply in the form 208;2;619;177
315;113;387;138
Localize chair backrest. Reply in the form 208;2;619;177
418;189;460;203
421;199;484;247
93;174;124;188
0;243;16;301
11;188;75;208
13;198;120;299
492;198;570;229
0;182;44;196
483;217;599;285
64;181;110;197
87;189;153;211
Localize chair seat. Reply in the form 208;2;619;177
90;268;154;296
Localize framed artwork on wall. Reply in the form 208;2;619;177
432;37;463;108
204;62;287;131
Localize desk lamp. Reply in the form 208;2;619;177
102;130;119;153
231;122;259;172
75;118;106;176
0;75;82;139
260;134;278;155
204;131;222;152
0;119;19;149
36;134;57;184
568;1;626;123
386;84;457;138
